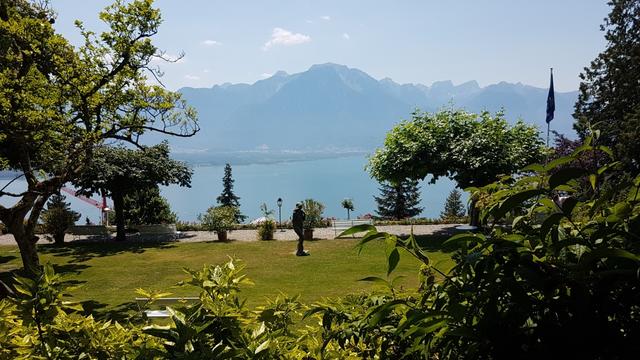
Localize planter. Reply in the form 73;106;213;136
216;230;228;241
303;229;314;240
260;231;274;240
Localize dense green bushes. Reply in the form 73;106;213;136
331;138;640;359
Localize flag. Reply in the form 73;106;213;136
546;69;555;123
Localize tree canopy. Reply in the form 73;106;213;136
368;109;544;226
73;142;191;241
368;109;545;189
574;0;640;173
0;0;198;273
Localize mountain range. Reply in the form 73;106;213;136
163;63;577;163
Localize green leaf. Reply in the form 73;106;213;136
560;197;579;216
492;189;544;220
580;248;640;269
540;213;564;241
589;174;597;190
338;224;376;237
367;299;406;326
522;163;544;172
255;339;270;354
387;248;400;276
549;167;587;189
355;231;388;255
444;233;486;246
543;156;575;172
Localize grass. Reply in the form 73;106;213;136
0;235;453;319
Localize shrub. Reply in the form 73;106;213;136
175;220;203;231
257;219;276;240
302;199;325;230
40;194;80;244
0;264;163;358
198;205;238;233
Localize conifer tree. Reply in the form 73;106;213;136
574;0;640;172
374;179;423;220
217;163;245;222
441;189;466;220
40;194;80;245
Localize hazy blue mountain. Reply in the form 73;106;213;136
165;63;577;161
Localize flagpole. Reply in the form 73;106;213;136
545;67;554;165
546;67;553;149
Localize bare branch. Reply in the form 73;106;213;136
0;172;26;193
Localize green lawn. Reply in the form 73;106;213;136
0;236;452;319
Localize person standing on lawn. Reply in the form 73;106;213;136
292;202;309;256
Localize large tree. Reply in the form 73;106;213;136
574;0;640;173
368;109;544;226
216;163;245;223
0;0;198;274
122;185;177;226
374;179;423;220
73;143;191;241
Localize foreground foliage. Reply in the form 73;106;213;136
335;138;640;359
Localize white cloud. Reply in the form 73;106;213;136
260;73;273;78
203;69;210;73
202;39;222;46
305;19;313;24
262;28;311;50
321;15;331;21
185;74;200;80
342;33;350;40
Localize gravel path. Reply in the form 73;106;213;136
0;224;462;246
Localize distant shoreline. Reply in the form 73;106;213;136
0;151;370;180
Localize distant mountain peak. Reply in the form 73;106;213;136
309;62;349;71
273;70;289;77
431;80;454;89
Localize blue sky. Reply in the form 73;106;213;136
52;0;609;92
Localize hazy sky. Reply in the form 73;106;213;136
51;0;610;92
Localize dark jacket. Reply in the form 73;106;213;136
292;208;305;231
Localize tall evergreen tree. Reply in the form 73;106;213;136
217;163;245;222
374;179;423;220
440;189;466;220
574;0;640;173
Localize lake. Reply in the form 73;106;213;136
0;156;466;224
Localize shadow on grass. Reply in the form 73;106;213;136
39;239;177;263
397;225;462;253
79;299;141;323
0;254;17;265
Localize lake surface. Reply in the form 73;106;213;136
1;156;467;224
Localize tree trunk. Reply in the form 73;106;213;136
469;198;480;228
7;217;41;276
113;190;126;241
54;232;65;245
